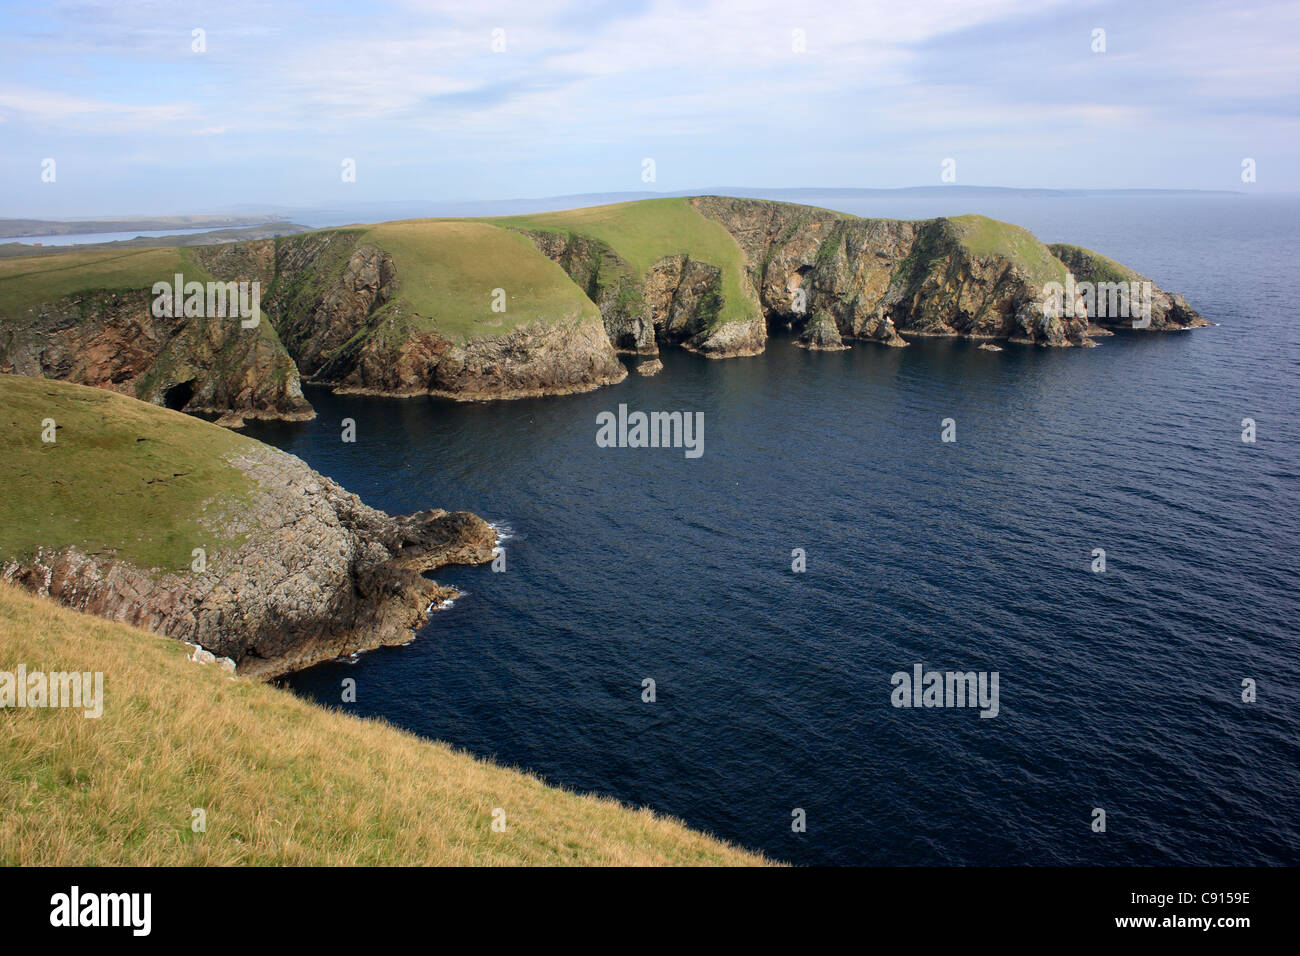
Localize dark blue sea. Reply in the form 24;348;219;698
246;194;1299;866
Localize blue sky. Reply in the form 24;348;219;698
1;0;1297;216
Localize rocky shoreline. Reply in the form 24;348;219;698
0;194;1213;679
1;439;496;679
0;197;1208;426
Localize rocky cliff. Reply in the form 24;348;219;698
690;196;1206;348
1048;243;1210;333
0;198;1207;424
519;227;767;358
263;228;626;400
0;285;313;425
0;375;495;679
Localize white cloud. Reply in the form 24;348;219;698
0;87;194;129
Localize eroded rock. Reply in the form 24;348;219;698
1;443;496;680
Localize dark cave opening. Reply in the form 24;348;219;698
162;380;196;411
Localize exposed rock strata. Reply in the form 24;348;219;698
691;196;1114;348
795;312;849;351
0;287;312;424
1;443;496;679
1048;244;1210;332
521;230;656;354
267;231;626;399
5;199;1208;422
520;229;765;359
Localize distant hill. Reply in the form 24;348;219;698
0;222;313;258
0;196;1208;426
0;214;297;239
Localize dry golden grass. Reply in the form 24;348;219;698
0;584;767;866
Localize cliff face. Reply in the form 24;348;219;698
0;287;312;424
0;375;496;680
520;230;654;353
1;198;1208;423
2;431;495;680
692;196;1126;348
520;228;766;359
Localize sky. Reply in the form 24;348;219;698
1;0;1297;217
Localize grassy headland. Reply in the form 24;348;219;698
0;375;256;573
950;214;1068;287
0;246;212;320
493;197;759;327
359;219;602;343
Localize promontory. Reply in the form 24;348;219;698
0;197;1207;424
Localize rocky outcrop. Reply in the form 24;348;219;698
691;196;1204;350
424;319;627;399
267;231;626;400
518;230;767;360
1048;244;1210;333
266;232;399;377
1;442;496;679
316;309;627;400
795;312;849;351
521;230;654;353
646;255;765;358
0;287;312;423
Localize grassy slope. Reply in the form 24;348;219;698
948;214;1067;287
0;583;765;865
0;375;256;573
491;198;759;326
1;204;1085;349
0;246;212;320
1047;243;1142;283
359;220;601;343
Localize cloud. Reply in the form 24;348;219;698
0;87;194;129
0;0;1295;207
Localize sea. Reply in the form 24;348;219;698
243;193;1299;865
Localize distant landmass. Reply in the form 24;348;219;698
0;214;298;239
0;222;313;257
0;195;1207;430
5;185;1243;237
209;185;1246;230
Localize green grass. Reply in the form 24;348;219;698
0;375;257;573
0;246;212;320
360;220;600;342
492;197;759;326
949;214;1067;287
1047;243;1142;283
0;582;767;865
0;203;1088;355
